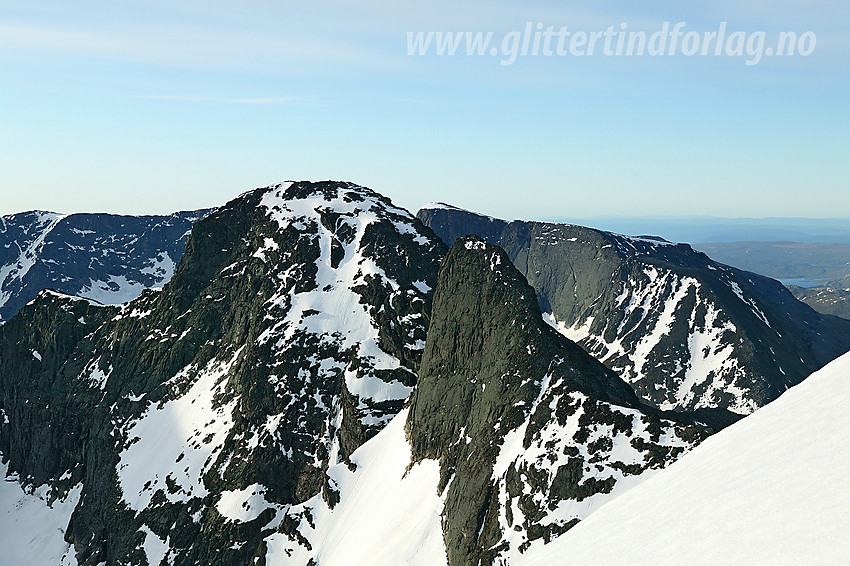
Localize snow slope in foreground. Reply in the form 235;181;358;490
0;460;80;565
521;351;850;566
264;408;448;566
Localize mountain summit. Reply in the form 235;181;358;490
405;236;710;565
0;181;445;565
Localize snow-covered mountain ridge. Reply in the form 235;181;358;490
2;184;847;565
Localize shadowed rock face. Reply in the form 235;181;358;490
0;209;213;325
1;181;446;566
418;205;850;415
407;236;711;566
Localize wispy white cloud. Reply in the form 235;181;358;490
0;20;399;75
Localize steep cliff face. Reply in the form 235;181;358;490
418;205;850;415
406;236;710;566
0;209;211;325
0;181;445;565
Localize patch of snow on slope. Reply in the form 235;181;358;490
117;348;243;511
81;358;112;390
141;252;176;281
216;484;276;523
729;278;772;328
77;275;146;305
667;302;750;412
631;272;696;376
412;280;431;294
0;460;81;566
520;351;850;566
139;525;169;566
264;409;447;566
542;312;594;343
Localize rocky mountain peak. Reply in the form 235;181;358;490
0;180;446;565
407;235;709;565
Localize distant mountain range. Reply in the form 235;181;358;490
0;209;212;325
1;183;848;565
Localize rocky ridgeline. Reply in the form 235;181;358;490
418;204;850;416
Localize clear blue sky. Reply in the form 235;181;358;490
1;0;848;219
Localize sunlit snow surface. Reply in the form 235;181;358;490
118;350;243;511
0;460;80;566
520;351;850;565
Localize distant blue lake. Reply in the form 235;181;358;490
778;278;828;288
